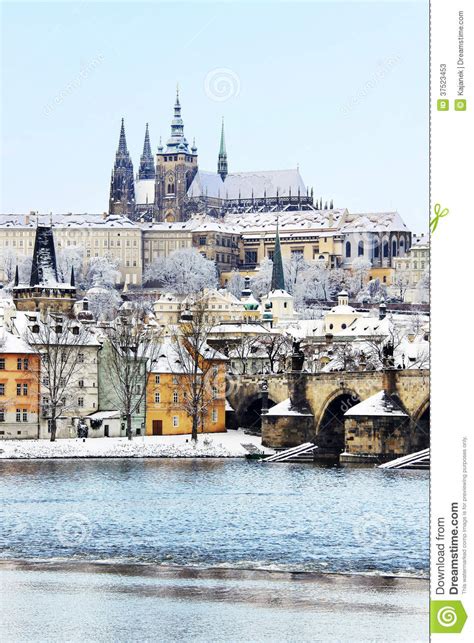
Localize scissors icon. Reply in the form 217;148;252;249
430;203;449;233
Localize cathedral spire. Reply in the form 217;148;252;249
118;117;128;154
138;122;156;180
109;118;135;218
271;218;285;292
165;85;190;153
217;117;228;181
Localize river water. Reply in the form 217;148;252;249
0;459;429;641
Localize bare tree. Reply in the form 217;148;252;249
392;272;410;301
25;314;93;442
227;333;260;375
170;297;224;442
103;304;160;440
257;333;292;373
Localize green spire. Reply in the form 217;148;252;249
271;218;285;291
217;117;228;181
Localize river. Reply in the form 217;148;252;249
0;459;429;641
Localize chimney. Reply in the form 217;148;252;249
25;214;30;225
379;302;387;320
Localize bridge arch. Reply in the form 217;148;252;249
315;389;361;455
410;398;430;451
239;394;277;432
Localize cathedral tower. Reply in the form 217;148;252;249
154;88;198;222
109;118;136;218
138;123;155;180
217;118;228;181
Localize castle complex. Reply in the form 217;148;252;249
109;89;314;222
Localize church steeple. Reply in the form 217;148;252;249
118;117;128;154
138;123;155;180
165;85;190;153
271;219;285;291
109;118;136;219
217;117;228;181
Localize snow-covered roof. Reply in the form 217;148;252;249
187;168;307;200
266;398;313;417
135;179;155;206
344;391;408;417
339;211;408;234
87;410;120;420
0;330;35;354
328;304;357;315
0;213;139;229
150;340;196;374
224;209;346;234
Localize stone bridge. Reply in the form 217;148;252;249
227;370;430;454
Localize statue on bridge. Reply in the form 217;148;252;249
291;339;305;372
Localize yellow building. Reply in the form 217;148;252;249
0;332;40;440
146;340;226;436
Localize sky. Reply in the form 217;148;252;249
0;1;429;232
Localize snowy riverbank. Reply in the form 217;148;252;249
0;430;273;459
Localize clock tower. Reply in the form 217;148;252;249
154;88;198;222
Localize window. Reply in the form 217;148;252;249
392;239;397;257
16;409;21;422
78;353;84;363
154;392;161;403
358;241;364;256
23;358;29;370
0;384;4;396
78;397;84;408
17;358;23;370
167;182;175;194
383;241;389;258
0;358;5;370
244;250;258;265
172;416;179;428
373;240;380;258
17;383;22;396
173;391;178;404
23;383;28;396
22;409;28;422
199;236;207;246
0;408;4;422
155;375;160;384
345;241;351;258
291;249;304;258
47;419;53;433
341;323;347;330
212;409;218;423
78;379;84;388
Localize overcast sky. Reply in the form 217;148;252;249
1;1;428;232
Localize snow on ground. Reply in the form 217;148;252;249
0;430;273;460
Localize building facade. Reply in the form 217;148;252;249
0;332;40;440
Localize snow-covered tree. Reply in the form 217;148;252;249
392;272;410;302
293;262;333;304
83;255;120;290
1;249;20;283
250;258;273;299
58;246;84;284
86;287;122;321
348;257;372;298
415;267;429;303
144;248;217;295
356;278;387;303
284;255;308;295
226;271;245;299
